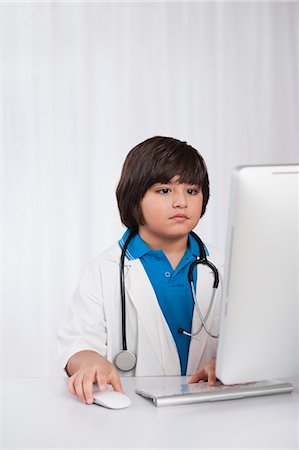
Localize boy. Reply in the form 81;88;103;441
57;136;222;404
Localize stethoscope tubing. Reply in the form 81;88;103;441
179;282;219;339
119;228;138;351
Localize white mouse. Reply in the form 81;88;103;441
93;390;131;409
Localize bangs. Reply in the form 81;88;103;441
156;165;206;186
144;146;207;189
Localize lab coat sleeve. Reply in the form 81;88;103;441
57;260;107;371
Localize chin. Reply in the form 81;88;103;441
166;226;194;238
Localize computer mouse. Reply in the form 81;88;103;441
93;390;131;409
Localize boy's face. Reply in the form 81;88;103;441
139;175;203;243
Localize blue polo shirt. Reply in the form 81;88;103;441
119;230;202;375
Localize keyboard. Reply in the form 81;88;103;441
135;380;293;407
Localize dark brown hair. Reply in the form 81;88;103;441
116;136;210;228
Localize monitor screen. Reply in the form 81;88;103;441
216;165;298;384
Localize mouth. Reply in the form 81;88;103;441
169;214;189;221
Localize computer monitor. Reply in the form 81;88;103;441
216;164;299;384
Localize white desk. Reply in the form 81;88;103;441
2;376;298;449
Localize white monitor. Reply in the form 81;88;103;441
216;164;299;384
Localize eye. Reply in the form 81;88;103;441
157;188;171;194
187;188;199;195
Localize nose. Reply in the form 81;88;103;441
172;192;187;208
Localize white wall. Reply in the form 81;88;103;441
2;2;298;377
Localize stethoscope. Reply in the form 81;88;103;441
114;229;220;372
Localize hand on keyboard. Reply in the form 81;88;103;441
188;358;217;386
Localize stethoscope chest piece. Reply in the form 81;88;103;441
114;350;137;372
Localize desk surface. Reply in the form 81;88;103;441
2;376;298;449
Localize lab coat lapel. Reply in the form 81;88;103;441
125;259;181;375
187;263;215;374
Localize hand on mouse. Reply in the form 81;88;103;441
66;350;123;404
188;358;217;386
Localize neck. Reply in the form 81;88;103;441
138;227;189;269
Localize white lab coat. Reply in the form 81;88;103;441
57;242;223;376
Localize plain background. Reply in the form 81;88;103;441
2;1;298;377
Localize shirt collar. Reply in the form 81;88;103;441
119;229;207;260
188;232;210;258
187;233;200;258
119;229;151;260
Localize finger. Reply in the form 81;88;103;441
112;381;123;393
188;368;206;384
96;371;108;392
83;373;95;404
73;374;86;404
207;370;217;386
67;375;77;396
110;373;123;393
